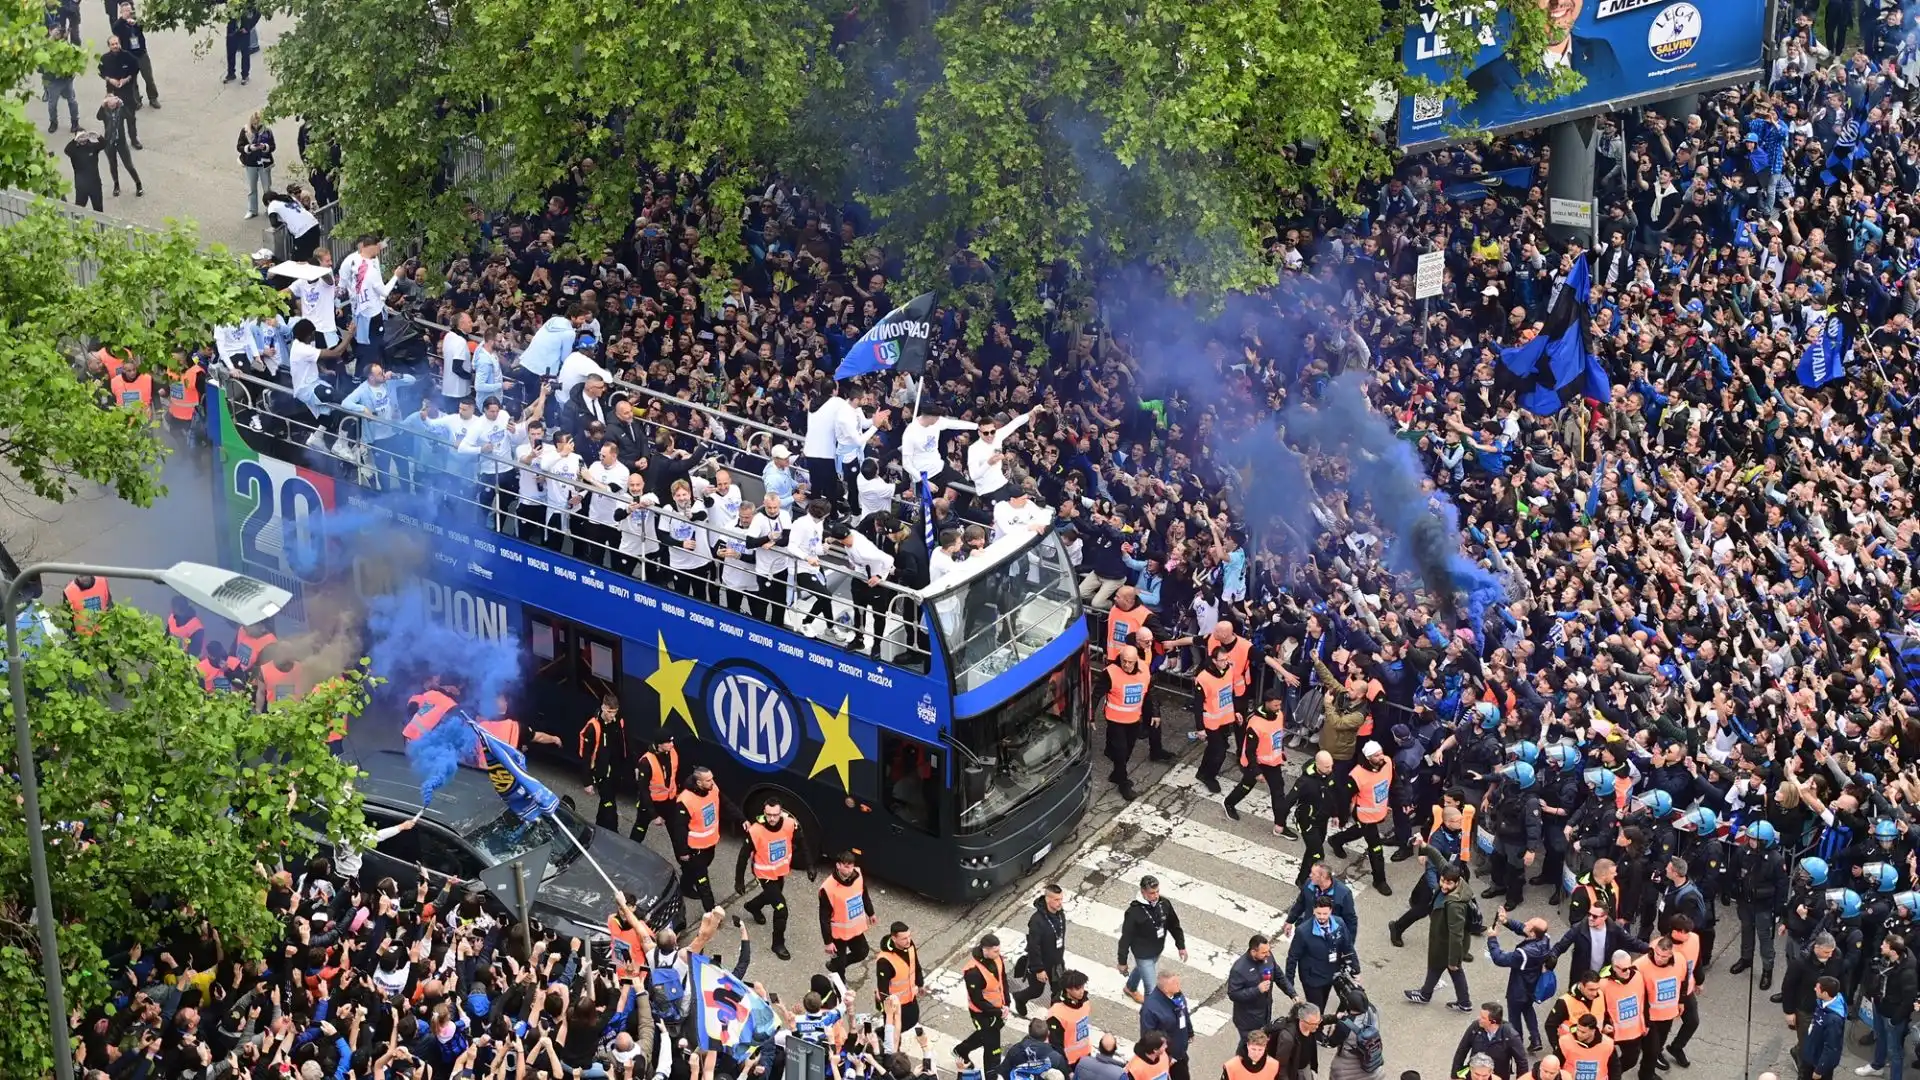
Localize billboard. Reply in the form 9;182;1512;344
1398;0;1767;148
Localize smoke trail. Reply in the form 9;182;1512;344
406;706;480;805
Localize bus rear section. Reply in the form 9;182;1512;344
205;368;1090;903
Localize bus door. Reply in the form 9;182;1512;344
523;607;624;756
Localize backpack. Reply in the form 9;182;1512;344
648;950;688;1022
1463;900;1486;937
1349;1012;1386;1073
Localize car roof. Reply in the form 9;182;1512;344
354;751;512;842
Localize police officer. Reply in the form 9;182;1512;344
1534;744;1587;907
736;797;806;960
1484;761;1544;908
1275;751;1339;887
1656;855;1711;974
1669;809;1724;973
579;693;630;830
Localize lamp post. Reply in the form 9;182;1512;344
4;560;292;1080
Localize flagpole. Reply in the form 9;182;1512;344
544;808;625;900
909;374;924;424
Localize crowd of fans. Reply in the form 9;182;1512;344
72;1;1920;1078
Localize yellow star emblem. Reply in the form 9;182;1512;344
807;695;865;790
647;633;699;737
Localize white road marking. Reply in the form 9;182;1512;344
1116;801;1303;883
1075;848;1290;931
930;933;1234;1038
1160;761;1276;822
1062;895;1239;980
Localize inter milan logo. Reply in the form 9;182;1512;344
708;665;799;771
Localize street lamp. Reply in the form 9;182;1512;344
3;560;292;1080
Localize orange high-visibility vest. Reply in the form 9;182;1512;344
1126;1056;1171;1080
1224;1056;1281;1080
403;690;459;740
168;363;203;421
1558;1033;1614;1080
881;943;919;1005
166;612;203;654
1106;603;1149;660
1352;759;1393;823
1049;999;1093;1064
607;915;648;979
63;578;111;634
259;663;300;706
1600;967;1646;1042
1241;711;1286;767
1218;635;1252;696
111;372;153;413
233;627;277;669
96;347;130;378
679;787;720;849
1641;959;1684;1022
476;717;521;761
1554;990;1604;1040
822;873;871;940
960;952;1005;1011
1671;932;1701;995
749;817;796;879
1196;669;1237;731
1105;665;1150;724
645;745;680;802
199;655;242;693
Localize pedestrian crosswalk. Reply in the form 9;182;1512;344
1161;761;1279;823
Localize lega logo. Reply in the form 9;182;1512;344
707;664;799;771
1647;2;1702;63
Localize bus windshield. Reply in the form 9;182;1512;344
953;656;1084;832
930;531;1082;693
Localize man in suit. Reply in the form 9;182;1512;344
1553;902;1651;977
1466;0;1621;102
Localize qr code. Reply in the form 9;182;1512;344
1413;94;1444;122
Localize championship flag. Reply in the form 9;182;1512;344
834;292;936;379
1796;313;1849;389
691;954;775;1059
471;720;560;822
1498;253;1611;416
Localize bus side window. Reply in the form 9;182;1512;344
880;733;941;836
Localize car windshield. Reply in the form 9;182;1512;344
929;530;1081;693
467;803;592;873
952;654;1085;832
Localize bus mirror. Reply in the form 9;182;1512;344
961;764;991;808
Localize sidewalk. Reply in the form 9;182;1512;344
34;11;297;254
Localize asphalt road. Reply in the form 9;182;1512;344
11;17;1827;1078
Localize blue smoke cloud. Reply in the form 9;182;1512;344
406;706;480;805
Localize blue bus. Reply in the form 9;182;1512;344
206;369;1090;901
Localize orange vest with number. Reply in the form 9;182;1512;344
1049;999;1093;1064
63;578;110;634
166;613;203;654
403;690;459;740
1126;1055;1171;1080
960;952;1005;1011
168;364;203;421
111;372;153;413
96;347;130;378
749;817;796;879
1241;710;1287;767
1558;1033;1614;1080
233;627;277;669
881;943;919;1006
1106;665;1150;724
477;717;521;760
1106;603;1150;660
822;873;871;940
1670;933;1700;995
1641;958;1683;1022
1599;968;1646;1042
1196;669;1237;731
199;655;243;693
259;662;300;706
1554;990;1603;1040
645;745;680;802
679;787;720;849
1352;759;1393;823
607;915;648;979
1217;635;1252;696
1224;1055;1281;1080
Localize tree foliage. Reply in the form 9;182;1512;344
0;607;371;1078
0;0;280;509
143;0;1559;323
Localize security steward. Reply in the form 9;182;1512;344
198;640;245;693
952;932;1010;1074
735;797;805;960
1045;971;1095;1068
1542;970;1609;1044
165;597;204;655
474;692;563;762
875;921;925;1037
62;573;112;633
579;693;631;830
820;849;876;977
402;678;461;740
669;765;721;911
232;620;277;671
1102;643;1165;801
257;656;301;710
1557;1013;1614;1080
1327;739;1395;895
1193;652;1241;794
1275;751;1340;887
630;733;681;844
1225;688;1287;827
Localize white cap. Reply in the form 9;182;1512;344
771;444;791;460
1480;284;1500;297
1362;740;1383;758
252;248;276;262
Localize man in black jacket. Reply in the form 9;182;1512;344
1553;903;1651;979
1117;876;1188;1005
1865;935;1917;1077
1449;1002;1530;1080
1013;885;1068;1016
605;397;649;469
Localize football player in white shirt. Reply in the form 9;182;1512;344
826;520;896;652
928;528;964;584
440;312;475;408
659;479;713;604
785;500;835;634
513;419;550;544
966;405;1042;500
536;430;584;552
610;473;659;577
580;441;631;568
455;397;517;525
714;500;761;615
745;492;793;622
899;402;976;496
990;487;1053;543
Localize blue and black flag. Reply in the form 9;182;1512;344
834;292;937;379
1498;254;1612;416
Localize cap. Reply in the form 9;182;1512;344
251;248;275;261
1362;740;1383;758
1390;723;1413;742
771;444;791;460
1481;284;1500;297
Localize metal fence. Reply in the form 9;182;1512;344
263;198;352;266
0;188;172;287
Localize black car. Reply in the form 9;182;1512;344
341;754;683;942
